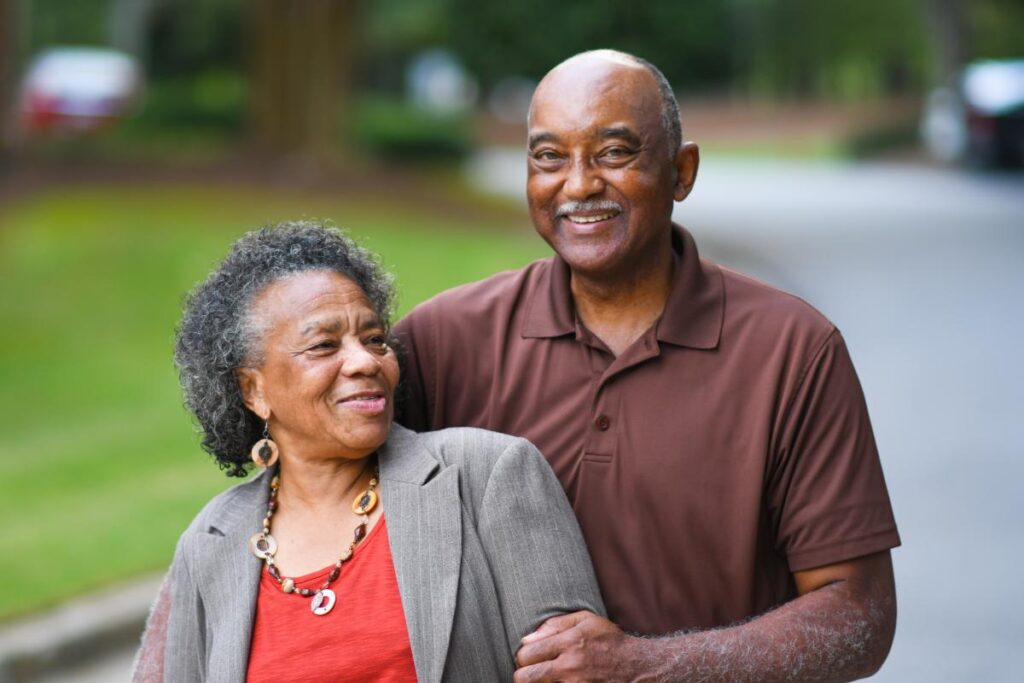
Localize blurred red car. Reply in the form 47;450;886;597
19;47;142;136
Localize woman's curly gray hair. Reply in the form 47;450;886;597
174;221;395;477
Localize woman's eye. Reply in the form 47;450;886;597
367;335;388;348
308;340;337;352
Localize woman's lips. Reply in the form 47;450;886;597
337;395;387;414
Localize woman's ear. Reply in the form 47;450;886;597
236;367;270;420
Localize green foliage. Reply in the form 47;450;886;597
0;183;545;620
350;96;473;161
972;0;1024;60
444;0;737;90
131;70;247;132
143;0;242;77
22;0;112;55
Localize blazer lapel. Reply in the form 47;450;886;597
380;426;463;683
193;470;270;682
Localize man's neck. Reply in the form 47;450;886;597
570;240;676;357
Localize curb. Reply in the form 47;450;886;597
0;574;162;683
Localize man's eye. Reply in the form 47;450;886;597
308;340;337;351
603;146;632;158
534;150;561;162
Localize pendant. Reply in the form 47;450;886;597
249;532;277;559
311;588;336;616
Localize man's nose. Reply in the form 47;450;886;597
563;157;604;199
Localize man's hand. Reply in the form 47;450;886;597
513;611;662;683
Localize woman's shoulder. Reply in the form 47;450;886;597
179;471;268;537
385;423;551;507
391;423;541;470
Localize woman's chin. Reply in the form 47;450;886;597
331;422;391;457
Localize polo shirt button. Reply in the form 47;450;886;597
595;415;611;431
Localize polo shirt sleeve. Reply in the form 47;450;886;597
768;329;900;572
393;306;433;432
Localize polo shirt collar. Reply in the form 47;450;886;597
521;224;723;350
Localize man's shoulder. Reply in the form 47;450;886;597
398;257;553;328
714;259;836;342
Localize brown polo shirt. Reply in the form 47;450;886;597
395;226;900;634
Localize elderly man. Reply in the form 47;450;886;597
395;50;899;682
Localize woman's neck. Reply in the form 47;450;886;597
275;454;375;515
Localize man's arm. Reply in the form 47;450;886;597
514;550;896;683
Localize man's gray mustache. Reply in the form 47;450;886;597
555;200;623;216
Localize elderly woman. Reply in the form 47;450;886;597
133;222;603;682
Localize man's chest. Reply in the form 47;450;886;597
430;340;780;503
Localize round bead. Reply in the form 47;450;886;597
271;476;280;489
352;489;379;515
339;547;353;561
249;532;277;559
328;567;341;582
353;523;367;542
282;578;295;593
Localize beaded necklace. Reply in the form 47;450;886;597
248;467;380;616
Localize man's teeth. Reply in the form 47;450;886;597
567;212;617;224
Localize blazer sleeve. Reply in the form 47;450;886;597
476;437;606;653
162;536;206;682
131;571;171;682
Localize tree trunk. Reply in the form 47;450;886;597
924;0;971;84
248;0;360;168
0;0;17;155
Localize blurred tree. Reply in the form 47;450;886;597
110;0;157;58
0;0;14;153
442;0;930;101
741;0;928;99
144;0;241;78
445;0;737;92
971;0;1024;60
924;0;970;84
247;0;360;164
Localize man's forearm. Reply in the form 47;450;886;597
641;579;895;683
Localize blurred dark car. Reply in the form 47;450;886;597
922;59;1024;167
19;47;142;136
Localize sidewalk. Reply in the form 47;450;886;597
0;574;161;683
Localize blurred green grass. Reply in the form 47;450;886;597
0;183;547;621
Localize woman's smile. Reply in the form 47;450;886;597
335;391;388;414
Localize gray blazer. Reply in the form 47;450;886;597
149;425;604;682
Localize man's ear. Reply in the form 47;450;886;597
672;142;700;202
236;367;270;420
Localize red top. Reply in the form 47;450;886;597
246;517;418;682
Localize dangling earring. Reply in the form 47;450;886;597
251;422;279;468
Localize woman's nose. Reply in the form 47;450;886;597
341;343;381;376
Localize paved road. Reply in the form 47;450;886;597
470;150;1024;682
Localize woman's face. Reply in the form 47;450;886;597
238;270;399;462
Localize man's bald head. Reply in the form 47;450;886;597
530;50;682;156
